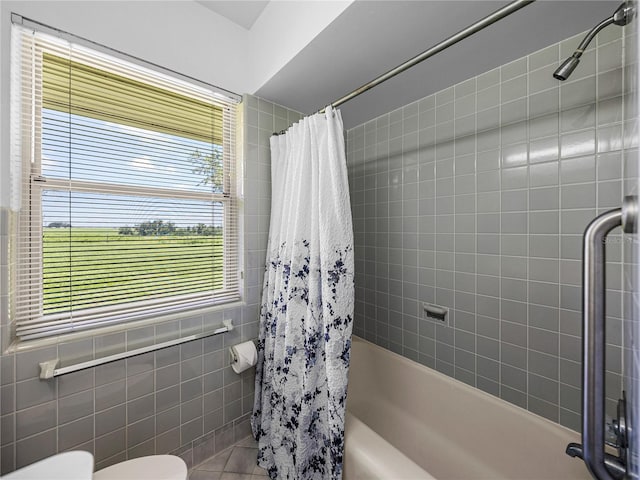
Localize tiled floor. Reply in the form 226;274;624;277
190;436;268;480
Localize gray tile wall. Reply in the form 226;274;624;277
347;27;638;432
0;94;298;474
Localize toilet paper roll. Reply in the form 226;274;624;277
229;341;258;374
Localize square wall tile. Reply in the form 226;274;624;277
345;30;632;433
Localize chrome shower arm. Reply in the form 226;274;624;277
554;2;634;81
574;1;632;57
572;16;616;58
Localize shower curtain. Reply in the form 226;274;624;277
251;106;354;480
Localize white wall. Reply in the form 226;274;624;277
246;0;352;93
0;0;353;209
0;0;251;208
2;1;252;89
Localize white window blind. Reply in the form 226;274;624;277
11;24;241;340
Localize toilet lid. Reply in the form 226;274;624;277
93;455;187;480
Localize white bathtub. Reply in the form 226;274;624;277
344;337;589;480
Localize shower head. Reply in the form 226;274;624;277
553;2;634;81
553;55;581;81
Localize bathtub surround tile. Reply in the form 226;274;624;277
96;382;126;416
16;347;57;382
95;361;126;387
15;429;56;470
15;378;56;410
58;389;94;425
58;416;94;451
0;95;289;475
348;31;630;431
15;402;57;441
95;428;126;465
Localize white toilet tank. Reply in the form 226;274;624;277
93;455;187;480
2;451;94;480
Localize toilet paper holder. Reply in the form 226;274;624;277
229;340;258;374
230;344;252;364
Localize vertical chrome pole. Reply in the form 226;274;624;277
582;208;622;480
578;196;636;480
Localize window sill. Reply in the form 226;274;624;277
5;299;245;354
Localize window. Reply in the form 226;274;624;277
11;23;241;341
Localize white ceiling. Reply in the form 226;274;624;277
254;1;618;129
197;0;270;29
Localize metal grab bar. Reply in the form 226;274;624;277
38;319;234;379
576;196;637;480
566;443;626;478
582;208;623;480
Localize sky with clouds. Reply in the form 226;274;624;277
41;109;224;228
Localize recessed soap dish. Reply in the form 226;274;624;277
423;303;449;325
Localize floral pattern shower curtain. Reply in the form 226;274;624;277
251;106;354;480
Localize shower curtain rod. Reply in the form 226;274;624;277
274;0;535;136
321;0;536;113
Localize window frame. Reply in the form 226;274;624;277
11;23;242;342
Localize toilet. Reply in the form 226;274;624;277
1;452;187;480
93;455;187;480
